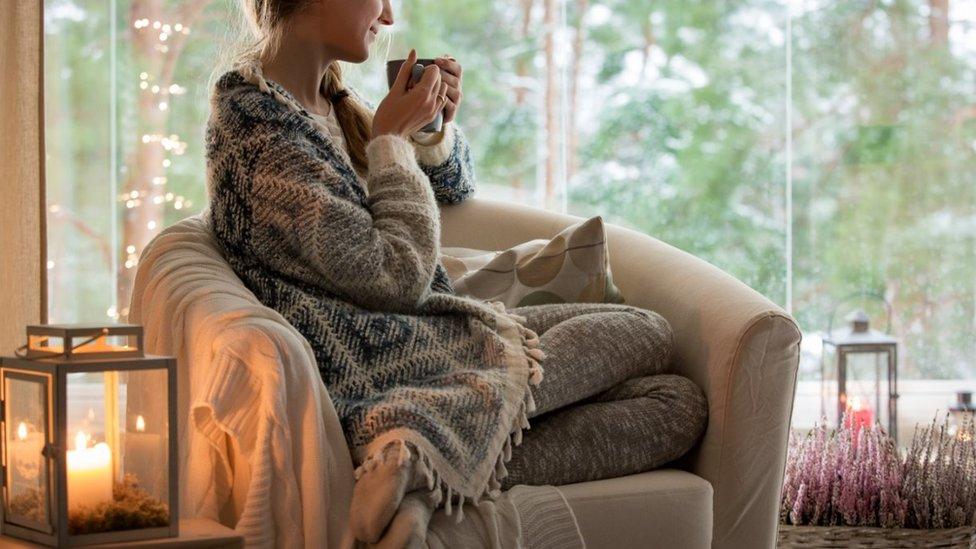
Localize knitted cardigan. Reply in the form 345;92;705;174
204;63;545;516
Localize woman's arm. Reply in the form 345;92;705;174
229;126;442;313
349;87;476;205
410;121;476;205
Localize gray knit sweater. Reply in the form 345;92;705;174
204;63;545;512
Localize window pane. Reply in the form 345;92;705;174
566;1;791;302
791;1;976;440
45;0;118;323
45;0;215;322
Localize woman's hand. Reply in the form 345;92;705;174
433;54;463;124
372;49;450;139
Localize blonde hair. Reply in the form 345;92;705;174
228;0;375;175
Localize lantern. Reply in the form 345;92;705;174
948;391;976;441
821;309;899;441
0;324;177;546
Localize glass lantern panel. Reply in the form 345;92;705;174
948;410;975;442
820;344;840;426
3;372;52;532
66;368;170;536
842;351;890;431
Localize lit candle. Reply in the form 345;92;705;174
66;431;113;510
11;421;43;489
844;396;874;434
124;414;162;494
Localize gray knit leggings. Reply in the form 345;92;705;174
501;302;708;489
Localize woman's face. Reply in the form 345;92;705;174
299;0;394;63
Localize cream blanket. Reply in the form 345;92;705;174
127;213;584;548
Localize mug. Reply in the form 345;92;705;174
386;58;444;133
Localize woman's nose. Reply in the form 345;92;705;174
379;0;394;25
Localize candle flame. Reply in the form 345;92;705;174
75;431;90;451
17;422;28;441
136;415;146;432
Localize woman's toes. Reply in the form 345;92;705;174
349;444;418;543
368;492;435;549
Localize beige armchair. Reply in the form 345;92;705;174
208;197;801;548
438;198;802;549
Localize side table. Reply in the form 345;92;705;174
0;519;244;548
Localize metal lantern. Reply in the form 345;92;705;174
821;309;899;441
0;324;177;546
948;391;976;441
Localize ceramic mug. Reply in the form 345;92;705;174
385;58;444;133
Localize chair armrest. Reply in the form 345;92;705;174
440;198;802;549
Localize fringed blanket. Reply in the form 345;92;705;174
204;62;544;516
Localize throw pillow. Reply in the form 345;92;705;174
440;215;625;308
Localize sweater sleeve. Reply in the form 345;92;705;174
347;86;476;205
412;121;477;205
242;129;442;313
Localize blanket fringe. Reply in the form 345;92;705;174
351;300;545;525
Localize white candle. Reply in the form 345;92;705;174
124;414;162;494
67;431;113;510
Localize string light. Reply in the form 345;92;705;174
110;14;195;319
140;134;187;154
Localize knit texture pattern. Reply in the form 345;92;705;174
204;64;545;515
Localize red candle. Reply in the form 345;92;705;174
844;396;874;434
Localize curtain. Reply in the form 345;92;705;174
0;1;46;353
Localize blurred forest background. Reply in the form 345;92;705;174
44;0;975;382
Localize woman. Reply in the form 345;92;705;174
205;0;708;547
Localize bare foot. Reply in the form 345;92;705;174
368;492;435;549
349;441;425;543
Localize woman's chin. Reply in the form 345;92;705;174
348;45;371;64
335;47;370;65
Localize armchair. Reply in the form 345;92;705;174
134;197;800;548
437;198;802;549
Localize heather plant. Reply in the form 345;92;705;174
781;413;976;530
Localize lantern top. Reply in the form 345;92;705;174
950;391;976;412
22;324;144;361
847;309;870;333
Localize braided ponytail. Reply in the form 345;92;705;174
322;62;373;175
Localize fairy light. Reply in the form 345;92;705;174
111;15;198;320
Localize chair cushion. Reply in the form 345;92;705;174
440;215;625;308
556;469;713;549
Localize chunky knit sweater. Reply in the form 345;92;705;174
204;63;544;514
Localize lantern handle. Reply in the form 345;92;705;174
826;290;893;336
13;328;111;360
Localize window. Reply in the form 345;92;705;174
45;0;975;440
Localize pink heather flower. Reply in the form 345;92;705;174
781;412;976;529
